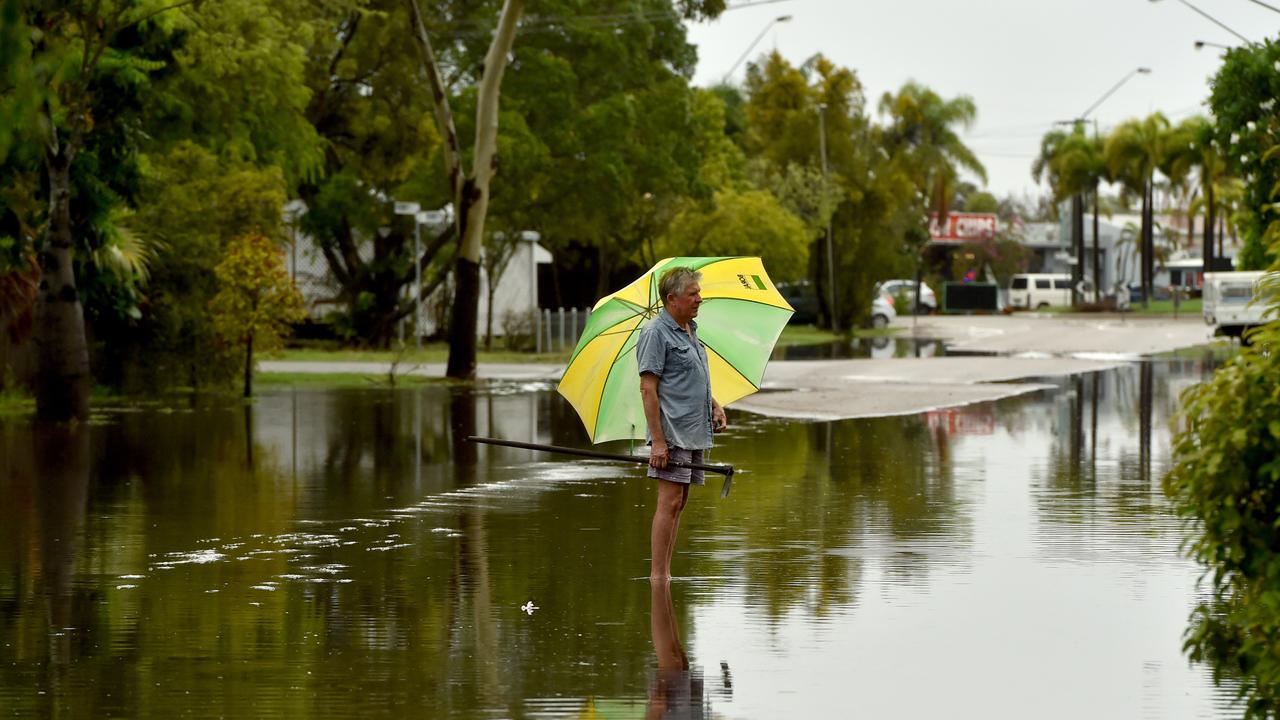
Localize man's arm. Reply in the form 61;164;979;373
712;398;727;433
640;372;669;469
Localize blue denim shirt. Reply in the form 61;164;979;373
636;309;714;450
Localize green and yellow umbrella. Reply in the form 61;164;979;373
557;256;794;444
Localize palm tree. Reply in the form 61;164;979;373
879;82;986;308
1033;125;1106;301
1104;113;1171;308
879;82;988;224
1163;116;1231;273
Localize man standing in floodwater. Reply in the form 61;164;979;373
637;266;727;582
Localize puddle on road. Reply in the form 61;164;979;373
0;356;1242;718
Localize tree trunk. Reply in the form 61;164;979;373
34;150;91;422
1091;184;1101;300
1071;193;1084;305
1141;178;1153;308
1204;182;1215;274
441;0;524;380
243;333;254;398
446;258;481;379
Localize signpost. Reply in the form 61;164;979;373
393;201;422;349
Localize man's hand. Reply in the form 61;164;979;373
650;439;669;469
713;404;727;433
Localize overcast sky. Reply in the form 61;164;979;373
687;0;1278;200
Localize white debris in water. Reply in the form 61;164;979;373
431;527;456;534
158;549;224;565
119;574;145;580
251;584;277;592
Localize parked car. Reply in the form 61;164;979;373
870;292;896;328
776;280;897;328
1007;273;1073;310
876;279;937;313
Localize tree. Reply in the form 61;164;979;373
741;52;923;329
655;189;810;281
879;81;987;224
121;142;289;390
1165;116;1234;273
1209;39;1280;270
1105;113;1171;308
1;1;201;420
1033;125;1106;300
209;234;306;398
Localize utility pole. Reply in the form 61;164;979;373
818;102;838;331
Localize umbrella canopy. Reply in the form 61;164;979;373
558;256;794;443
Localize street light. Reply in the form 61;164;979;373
1195;39;1233;50
722;15;792;82
1055;66;1152;305
1149;0;1252;45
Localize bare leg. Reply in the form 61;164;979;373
651;480;686;581
665;484;689;573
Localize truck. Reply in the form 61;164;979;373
1203;271;1273;342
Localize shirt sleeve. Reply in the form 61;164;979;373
636;325;665;377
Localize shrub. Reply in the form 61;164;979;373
1164;260;1280;716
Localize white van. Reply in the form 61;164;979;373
1008;273;1073;310
1203;271;1271;340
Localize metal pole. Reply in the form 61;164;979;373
466;435;736;497
413;218;422;349
818;103;837;331
530;239;540;354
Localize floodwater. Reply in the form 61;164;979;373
0;353;1241;718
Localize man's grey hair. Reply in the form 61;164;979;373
658;266;701;307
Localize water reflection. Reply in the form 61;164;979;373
648;582;704;719
774;336;945;360
0;359;1242;718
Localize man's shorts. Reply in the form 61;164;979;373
647;447;705;486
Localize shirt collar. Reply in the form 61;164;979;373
657;308;696;332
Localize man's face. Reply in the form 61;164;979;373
667;281;702;323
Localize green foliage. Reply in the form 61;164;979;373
210;234;306;394
656;189;809;281
1209;40;1280;269
1105;113;1171;202
114;143;288;390
962;190;999;214
1034;125;1105;205
1164;250;1280;716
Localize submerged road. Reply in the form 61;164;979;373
260;313;1219;421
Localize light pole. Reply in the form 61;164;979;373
817;102;837;331
1194;39;1233;50
1149;0;1252;44
522;231;541;353
393;200;423;349
722;15;792;82
1057;67;1151;305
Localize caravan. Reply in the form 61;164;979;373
1203;271;1273;341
